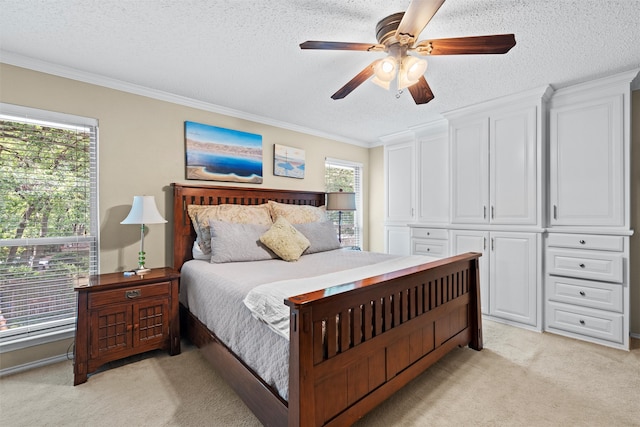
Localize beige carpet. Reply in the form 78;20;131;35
1;320;638;426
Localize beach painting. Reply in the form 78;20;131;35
185;121;263;183
273;144;305;179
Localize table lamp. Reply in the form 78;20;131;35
121;195;167;274
326;189;356;243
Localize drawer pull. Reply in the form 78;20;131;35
579;263;585;268
579;291;586;296
125;289;141;299
579;319;585;325
579;239;586;245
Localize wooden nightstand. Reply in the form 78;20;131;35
73;267;180;385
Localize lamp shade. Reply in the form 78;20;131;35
374;57;397;82
398;56;427;90
121;196;167;225
326;191;356;211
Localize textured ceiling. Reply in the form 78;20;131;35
1;0;639;146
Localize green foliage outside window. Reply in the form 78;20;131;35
0;118;94;333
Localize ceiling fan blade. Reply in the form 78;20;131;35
395;0;445;44
407;76;435;104
331;60;379;100
414;34;516;55
300;41;385;52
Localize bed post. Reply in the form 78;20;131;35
288;305;315;427
468;256;483;350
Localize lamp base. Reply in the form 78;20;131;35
135;267;151;275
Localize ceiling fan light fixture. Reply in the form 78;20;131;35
371;75;391;90
397;56;427;89
373;56;397;82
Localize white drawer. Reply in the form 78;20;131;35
411;228;448;240
546;276;623;312
547;233;623;252
412;239;448;256
546;248;623;283
546;301;623;344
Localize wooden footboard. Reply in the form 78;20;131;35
286;252;482;427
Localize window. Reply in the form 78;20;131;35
325;158;362;249
0;104;98;349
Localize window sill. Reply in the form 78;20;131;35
0;327;75;353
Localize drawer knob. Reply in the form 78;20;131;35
126;289;141;299
579;263;585;268
427;248;430;252
427;232;430;236
579;291;586;296
579;239;586;245
579;319;585;325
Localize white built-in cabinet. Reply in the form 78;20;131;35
450;104;539;226
382;70;637;348
383;121;448;255
544;69;638;350
444;87;551;330
382;136;414;255
451;226;539;326
416;125;449;224
549;87;625;227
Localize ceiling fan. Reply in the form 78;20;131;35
299;0;516;104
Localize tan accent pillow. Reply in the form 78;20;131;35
268;200;326;224
260;217;310;262
187;204;272;255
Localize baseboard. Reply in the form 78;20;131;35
0;353;70;378
631;332;640;340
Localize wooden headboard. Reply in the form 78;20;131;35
171;183;326;271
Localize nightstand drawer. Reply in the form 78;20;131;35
546;249;623;283
547;233;623;252
546;302;623;343
411;228;448;240
546;276;622;312
89;281;171;307
412;239;448;256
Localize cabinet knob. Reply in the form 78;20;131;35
427;248;430;252
579;319;585;325
426;232;430;236
579;291;586;296
579;239;586;245
579;263;585;268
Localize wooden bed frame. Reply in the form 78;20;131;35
172;183;482;427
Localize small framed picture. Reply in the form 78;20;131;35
273;144;305;179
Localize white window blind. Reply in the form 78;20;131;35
325;158;362;249
0;104;98;346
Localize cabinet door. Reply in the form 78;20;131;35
134;298;169;350
90;304;132;359
416;134;448;223
549;95;624;226
490;232;537;326
450;118;489;224
450;230;489;314
385;226;411;256
385;142;414;222
490;107;537;225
